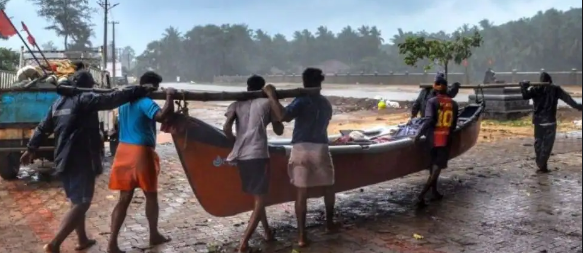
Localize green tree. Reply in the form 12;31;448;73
0;47;19;71
132;7;581;82
29;0;93;50
0;0;8;10
398;29;483;79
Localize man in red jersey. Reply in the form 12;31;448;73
414;74;459;207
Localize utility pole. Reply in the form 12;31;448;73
110;21;119;80
97;0;118;70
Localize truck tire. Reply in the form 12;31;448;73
0;152;21;180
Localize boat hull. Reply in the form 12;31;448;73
172;104;483;217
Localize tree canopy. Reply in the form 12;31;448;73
132;8;581;82
28;0;94;50
0;47;18;71
0;0;8;10
398;30;483;79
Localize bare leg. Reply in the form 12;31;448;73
324;187;340;233
260;206;274;241
144;192;170;246
295;187;309;247
108;190;135;253
45;203;91;252
417;165;440;207
74;214;96;251
238;195;267;252
430;167;444;200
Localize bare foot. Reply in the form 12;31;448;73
263;229;276;242
432;191;444;200
150;232;171;246
325;223;341;234
43;244;60;253
416;198;427;208
298;235;310;248
237;242;249;253
76;239;97;251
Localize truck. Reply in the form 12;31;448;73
0;47;118;180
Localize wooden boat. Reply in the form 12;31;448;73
171;103;484;217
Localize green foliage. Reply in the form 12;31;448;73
0;0;8;10
28;0;94;50
397;29;483;78
132;8;581;82
0;47;19;71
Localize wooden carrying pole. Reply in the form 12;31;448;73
419;82;550;89
0;85;321;101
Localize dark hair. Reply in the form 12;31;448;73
72;71;95;88
539;72;553;84
139;71;163;88
247;75;266;91
302;68;325;88
434;74;448;94
73;61;85;70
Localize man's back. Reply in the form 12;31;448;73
289;95;333;144
226;98;272;161
118;97;159;147
425;95;459;147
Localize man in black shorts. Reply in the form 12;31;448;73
223;75;284;252
415;74;459;207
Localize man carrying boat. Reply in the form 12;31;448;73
263;67;338;247
223;75;284;252
19;71;155;253
411;73;461;118
107;71;175;253
520;72;583;174
414;74;459;207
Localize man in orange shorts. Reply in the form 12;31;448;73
107;71;176;253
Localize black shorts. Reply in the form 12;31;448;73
237;159;270;195
60;167;96;205
430;147;450;169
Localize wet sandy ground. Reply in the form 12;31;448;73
1;86;582;252
0;132;580;253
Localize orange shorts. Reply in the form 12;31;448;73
109;143;160;192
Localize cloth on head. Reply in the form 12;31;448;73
288;142;335;188
109;143;161;192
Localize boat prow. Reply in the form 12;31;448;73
172;103;484;217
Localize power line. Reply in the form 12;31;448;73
97;0;118;70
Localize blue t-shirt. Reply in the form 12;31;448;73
118;97;160;147
285;95;332;144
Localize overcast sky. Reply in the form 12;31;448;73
1;0;581;54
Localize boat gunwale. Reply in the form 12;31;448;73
171;102;484;217
268;103;484;155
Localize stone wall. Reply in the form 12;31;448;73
214;70;582;86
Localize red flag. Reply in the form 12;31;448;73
0;10;17;38
21;21;36;46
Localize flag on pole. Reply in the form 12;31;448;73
0;9;17;38
21;21;36;46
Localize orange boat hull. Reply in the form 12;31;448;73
172;105;483;217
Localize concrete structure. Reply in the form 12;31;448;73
469;70;533;120
214;69;582;86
